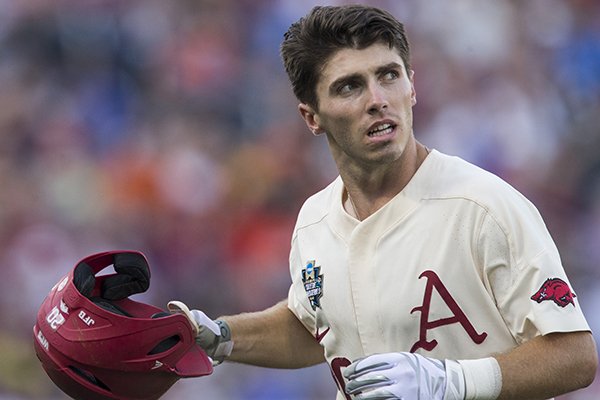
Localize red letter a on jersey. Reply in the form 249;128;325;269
410;270;487;353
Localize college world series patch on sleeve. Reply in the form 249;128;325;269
531;277;577;308
302;260;323;311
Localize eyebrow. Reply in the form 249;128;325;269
328;73;362;95
328;61;404;94
374;61;404;76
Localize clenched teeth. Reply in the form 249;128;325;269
368;123;393;137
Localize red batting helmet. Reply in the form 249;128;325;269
33;250;212;400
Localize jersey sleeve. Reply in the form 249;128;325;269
287;233;316;336
478;195;590;344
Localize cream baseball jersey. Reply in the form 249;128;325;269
287;150;590;399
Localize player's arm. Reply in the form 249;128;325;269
494;330;597;400
343;330;597;400
221;299;325;368
169;299;325;369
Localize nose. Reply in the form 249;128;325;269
366;83;389;115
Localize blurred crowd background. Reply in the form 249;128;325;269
0;0;599;399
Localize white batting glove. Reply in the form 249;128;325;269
343;352;466;400
167;300;234;366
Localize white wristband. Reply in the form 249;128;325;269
444;359;467;400
458;357;502;400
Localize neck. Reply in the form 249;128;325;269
342;141;429;221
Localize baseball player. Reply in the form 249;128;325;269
171;5;597;399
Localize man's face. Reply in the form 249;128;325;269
300;43;416;170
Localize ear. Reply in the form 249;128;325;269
298;103;324;136
409;69;417;106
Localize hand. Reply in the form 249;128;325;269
167;300;233;366
343;352;465;400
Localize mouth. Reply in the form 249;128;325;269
367;122;396;137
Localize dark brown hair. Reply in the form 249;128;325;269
280;5;411;109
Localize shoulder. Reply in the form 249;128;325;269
425;151;553;256
292;176;342;235
425;150;537;215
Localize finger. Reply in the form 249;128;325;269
344;354;399;380
345;374;392;395
354;387;401;400
167;300;201;335
190;309;221;336
345;362;391;381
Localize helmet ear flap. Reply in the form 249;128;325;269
102;252;151;300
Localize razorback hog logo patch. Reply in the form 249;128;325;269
531;278;576;308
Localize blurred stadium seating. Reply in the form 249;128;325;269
1;1;598;398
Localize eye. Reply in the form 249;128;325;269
337;81;358;95
382;70;400;82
